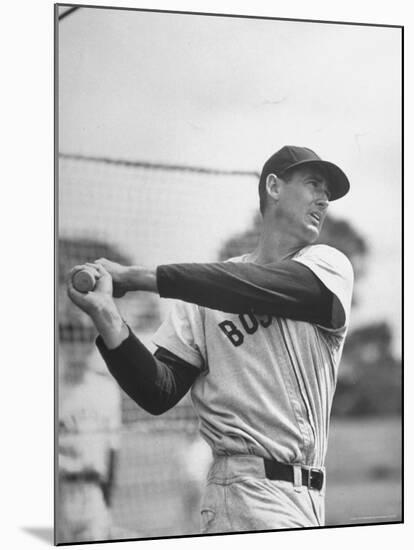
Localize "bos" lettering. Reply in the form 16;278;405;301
218;313;274;347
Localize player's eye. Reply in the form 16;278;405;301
307;180;330;201
307;180;320;190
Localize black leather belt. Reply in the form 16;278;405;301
263;459;324;491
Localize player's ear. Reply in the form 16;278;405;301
265;173;282;203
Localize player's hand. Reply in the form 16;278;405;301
94;258;131;298
67;263;114;317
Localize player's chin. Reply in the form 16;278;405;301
303;223;320;243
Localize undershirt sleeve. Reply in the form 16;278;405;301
156;260;333;326
292;244;354;331
96;327;200;415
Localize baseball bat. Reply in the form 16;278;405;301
72;268;97;293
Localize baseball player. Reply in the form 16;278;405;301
67;145;353;533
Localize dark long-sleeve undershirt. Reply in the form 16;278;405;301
97;259;334;415
157;259;333;326
96;328;199;415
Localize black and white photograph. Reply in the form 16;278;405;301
54;2;402;545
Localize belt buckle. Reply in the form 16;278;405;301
308;468;324;491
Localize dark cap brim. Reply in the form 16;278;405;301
281;159;350;201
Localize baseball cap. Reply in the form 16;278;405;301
259;145;350;201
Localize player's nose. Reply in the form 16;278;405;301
315;196;329;209
315;181;331;206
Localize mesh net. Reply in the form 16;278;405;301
56;153;259;541
59;153;259;266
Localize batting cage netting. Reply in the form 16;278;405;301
57;153;260;541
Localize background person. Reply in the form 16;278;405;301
58;332;122;543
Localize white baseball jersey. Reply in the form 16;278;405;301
58;366;122;477
153;244;353;468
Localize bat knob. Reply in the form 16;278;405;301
72;268;97;293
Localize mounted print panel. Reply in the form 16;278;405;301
55;3;402;545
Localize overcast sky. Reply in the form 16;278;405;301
58;6;402;353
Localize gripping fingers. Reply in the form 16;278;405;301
93;258;109;270
92;262;111;278
84;262;104;279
